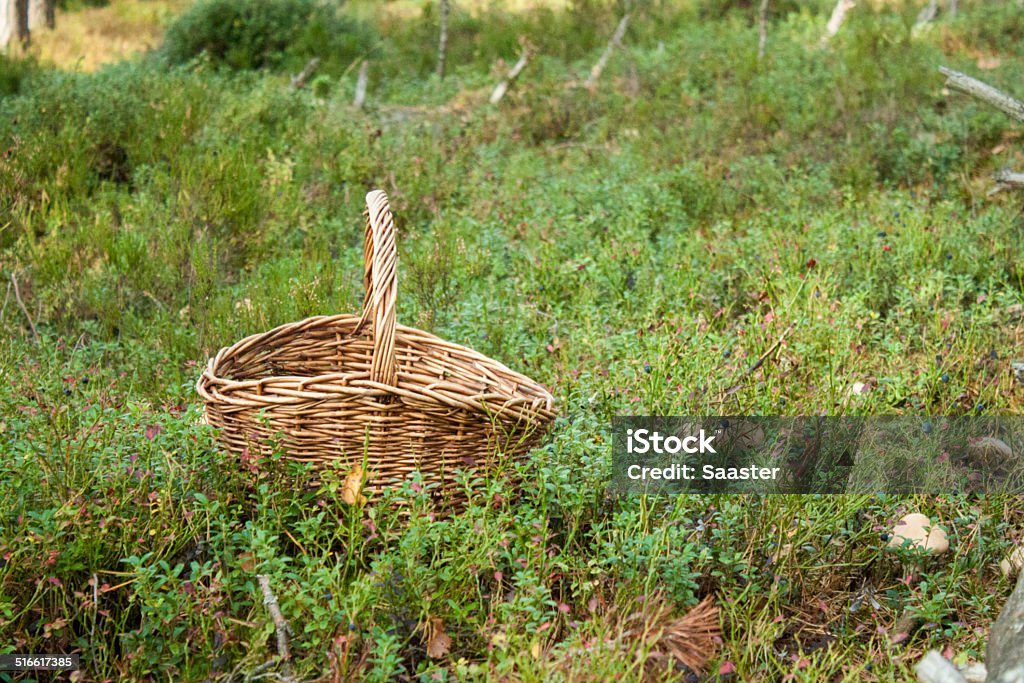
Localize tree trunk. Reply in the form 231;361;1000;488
44;0;53;29
757;0;769;60
0;0;14;49
15;0;28;47
436;0;449;80
986;571;1024;682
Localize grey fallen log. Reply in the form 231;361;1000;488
940;66;1024;123
986;571;1024;683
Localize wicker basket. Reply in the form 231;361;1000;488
196;190;556;501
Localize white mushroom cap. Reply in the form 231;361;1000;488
888;513;949;555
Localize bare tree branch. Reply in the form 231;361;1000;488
940;66;1024;123
288;58;320;91
489;48;531;105
257;575;293;671
585;13;631;91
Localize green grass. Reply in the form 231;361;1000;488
1;0;1024;680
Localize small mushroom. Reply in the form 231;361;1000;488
887;513;949;556
999;546;1024;578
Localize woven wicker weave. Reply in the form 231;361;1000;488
196;190;556;500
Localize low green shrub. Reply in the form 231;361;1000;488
161;0;375;73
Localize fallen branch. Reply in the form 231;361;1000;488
822;0;855;44
939;66;1024;123
10;272;39;343
720;322;796;398
991;169;1024;194
257;575;293;669
489;48;531;105
584;13;631;91
354;60;369;109
289;58;320;91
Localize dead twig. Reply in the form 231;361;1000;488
719;322;796;399
489;47;532;105
289;58;321;91
257;575;293;675
584;12;631;91
10;272;39;343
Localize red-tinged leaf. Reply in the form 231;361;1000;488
772;614;784;623
47;577;63;587
557;602;570;614
145;425;161;440
805;258;817;269
545;344;555;353
493;571;503;583
537;621;551;633
719;661;736;675
796;658;809;669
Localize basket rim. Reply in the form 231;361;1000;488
196;313;556;420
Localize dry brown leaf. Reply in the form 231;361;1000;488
341;465;368;506
424;617;452;659
238;552;256;573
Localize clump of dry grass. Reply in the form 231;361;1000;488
28;0;190;71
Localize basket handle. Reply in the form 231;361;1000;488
355;190;398;388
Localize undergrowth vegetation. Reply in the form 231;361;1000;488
1;0;1023;680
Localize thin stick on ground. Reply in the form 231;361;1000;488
289;58;320;91
257;575;293;668
10;272;39;343
757;0;769;60
584;12;631;91
354;60;369;109
489;47;531;105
